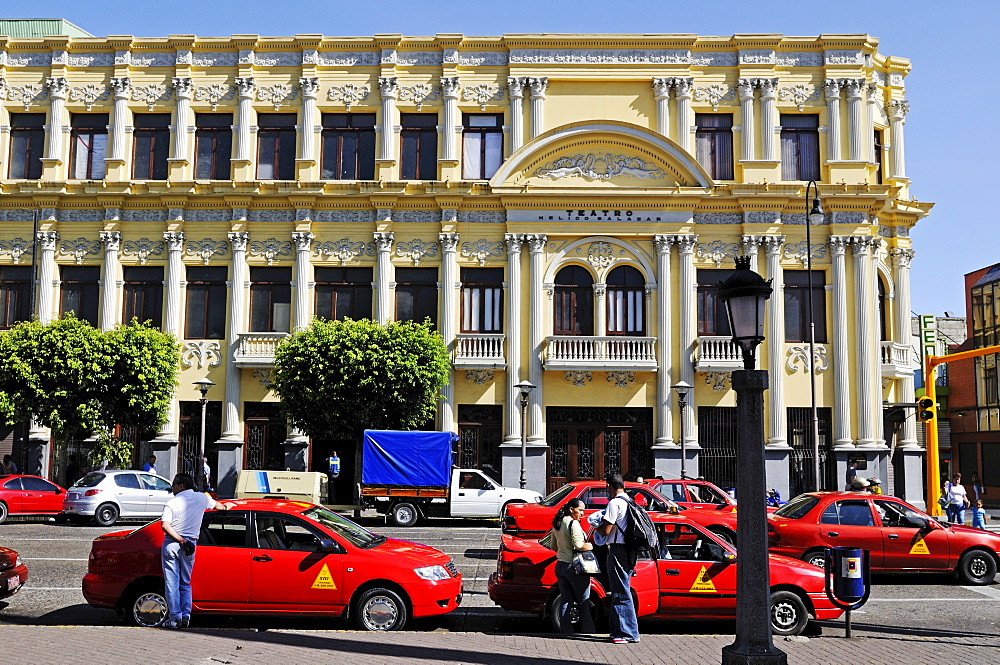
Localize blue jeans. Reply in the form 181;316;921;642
555;560;596;634
607;544;639;641
946;504;966;525
161;539;197;625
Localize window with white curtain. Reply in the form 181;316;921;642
461;268;503;333
695;113;734;180
780;114;820;181
606;265;646;336
462;114;503;180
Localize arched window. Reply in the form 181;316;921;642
878;276;889;341
607;266;646;336
553;265;594;336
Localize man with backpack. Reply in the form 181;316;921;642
596;472;641;644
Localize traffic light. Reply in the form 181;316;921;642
917;397;936;422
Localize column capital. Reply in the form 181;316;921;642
850;236;879;255
672;234;698;254
507;76;526;97
36;230;59;250
673;77;694;97
439;232;460;253
593;283;607;298
298;77;320;99
46;76;69;98
653;234;673;254
889;246;915;268
163;231;185;251
737;78;756;99
824;78;844;99
756;77;778;96
741;235;763;253
292;231;315;251
373;231;394;252
889;99;910;119
172;77;193;99
378;76;399;98
99;230;122;251
527;77;548;98
504;233;524;255
828;235;851;255
235;77;256;98
652;77;673;99
761;235;786;255
845;78;867;99
228;231;249;252
440;76;461;98
110;77;132;98
524;233;547;253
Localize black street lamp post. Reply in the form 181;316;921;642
193;378;214;492
515;380;536;489
718;256;786;665
804;180;825;492
671;380;692;478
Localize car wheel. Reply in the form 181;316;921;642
770;590;809;636
390;502;419;527
124;586;168;627
94;502;120;527
708;527;735;546
353;587;407;631
957;549;998;585
0;501;8;524
802;549;827;569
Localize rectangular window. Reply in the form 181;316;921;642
249;267;292;332
315;267;373;321
122;266;164;327
132;113;170;179
195;113;233;180
780;114;820;181
462;114;503;179
8;113;46;179
321;113;376;180
460;267;503;333
697;269;734;336
395;267;437;326
695;114;734;180
185;266;228;339
400;114;437;180
256;113;297;180
60;265;100;326
873;128;883;185
70;114;109;179
0;266;33;329
784;270;827;343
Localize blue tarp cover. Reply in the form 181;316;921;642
362;430;457;487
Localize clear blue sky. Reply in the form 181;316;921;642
9;0;1000;317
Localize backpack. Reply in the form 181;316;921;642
617;494;659;560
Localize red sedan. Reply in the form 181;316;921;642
83;499;463;630
503;481;740;545
0;475;66;523
768;492;1000;585
0;546;28;600
646;478;737;511
489;515;842;636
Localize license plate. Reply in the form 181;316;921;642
69;493;80;500
7;575;19;590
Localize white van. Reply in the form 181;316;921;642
235;470;328;505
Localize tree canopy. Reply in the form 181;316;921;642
271;318;450;440
0;315;179;468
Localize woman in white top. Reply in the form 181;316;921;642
552;498;596;634
943;473;970;525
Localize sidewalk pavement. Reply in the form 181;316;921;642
3;623;997;665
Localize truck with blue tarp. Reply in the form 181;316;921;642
359;429;543;526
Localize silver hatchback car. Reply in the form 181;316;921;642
62;470;174;526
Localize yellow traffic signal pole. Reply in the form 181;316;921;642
924;344;1000;515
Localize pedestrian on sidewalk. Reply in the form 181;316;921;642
596;472;640;645
971;499;987;530
943;473;970;525
552;498;596;635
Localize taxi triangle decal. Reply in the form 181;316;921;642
909;536;930;555
311;563;337;589
689;565;717;593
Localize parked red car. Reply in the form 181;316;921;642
0;546;28;600
646;478;736;511
767;492;1000;585
0;475;66;523
83;499;463;630
503;481;740;545
489;514;843;635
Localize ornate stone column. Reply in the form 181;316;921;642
824;79;843;162
527;77;548;140
108;77;131;163
758;78;778;162
234;77;255;162
507;77;526;154
45;77;69;162
292;231;314;331
439;232;460;431
741;235;763;273
653;235;674;446
652;78;672;140
763;236;786;445
829;237;853;447
525;233;547;440
888;99;908;179
298;77;319;163
378;77;398;162
594;283;607;336
675;78;694;154
738;78;756;162
675;234;698;447
99;231;121;331
440;77;460;162
172;77;193;161
219;231;248;443
891;247;918;448
35;231;59;324
852;237;878;446
846;79;866;161
504;234;524;444
373;232;394;324
163;231;185;337
866;84;878;164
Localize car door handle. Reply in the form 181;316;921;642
458;492;465;496
888;534;899;539
827;531;839;537
253;555;273;562
665;569;680;576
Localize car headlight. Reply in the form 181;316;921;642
15;556;23;567
414;565;451;581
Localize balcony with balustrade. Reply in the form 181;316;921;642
454;333;506;369
695;336;743;371
543;336;657;371
234;332;290;367
881;341;914;378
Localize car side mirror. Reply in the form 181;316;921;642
317;538;338;552
722;551;737;564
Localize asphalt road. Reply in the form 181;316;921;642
1;515;998;641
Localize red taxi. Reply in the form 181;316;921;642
646;478;737;511
0;475;66;523
503;481;740;545
489;515;842;635
83;499;462;630
768;492;1000;585
0;546;28;600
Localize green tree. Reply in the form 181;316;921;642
0;315;179;470
271;318;450;440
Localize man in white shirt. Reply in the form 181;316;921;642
161;472;227;628
596;472;640;644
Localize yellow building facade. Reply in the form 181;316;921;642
0;33;932;503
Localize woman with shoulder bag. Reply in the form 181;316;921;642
552;498;597;635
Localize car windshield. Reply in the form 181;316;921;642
302;506;384;548
71;472;105;488
539;484;576;507
774;494;819;519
